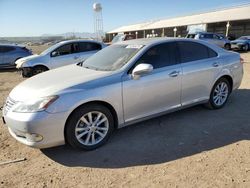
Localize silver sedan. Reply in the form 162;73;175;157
2;38;243;150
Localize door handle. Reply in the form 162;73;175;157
169;71;180;77
212;62;219;67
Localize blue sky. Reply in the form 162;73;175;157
0;0;249;37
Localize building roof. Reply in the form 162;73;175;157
107;4;250;34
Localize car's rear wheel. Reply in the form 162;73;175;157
224;43;231;50
205;78;231;109
65;104;114;150
33;65;48;75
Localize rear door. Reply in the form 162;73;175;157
122;42;182;122
213;34;224;48
177;41;221;106
0;46;3;67
0;46;16;68
76;42;102;62
2;46;16;66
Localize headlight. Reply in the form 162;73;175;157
237;43;245;46
13;96;59;113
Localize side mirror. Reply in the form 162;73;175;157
51;51;59;57
132;63;153;80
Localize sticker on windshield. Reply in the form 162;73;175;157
126;45;143;49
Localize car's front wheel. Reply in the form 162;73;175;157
242;44;249;52
65;104;114;150
205;78;231;109
33;65;48;75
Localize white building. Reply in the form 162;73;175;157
106;4;250;41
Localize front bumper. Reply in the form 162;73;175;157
3;110;68;149
231;44;244;50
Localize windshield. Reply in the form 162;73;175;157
238;36;250;40
40;42;63;55
111;34;125;44
82;44;143;71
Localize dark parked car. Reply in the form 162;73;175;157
231;36;250;51
0;44;32;69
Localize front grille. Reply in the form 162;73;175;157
3;97;17;115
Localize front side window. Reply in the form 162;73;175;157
204;34;213;39
52;43;73;57
135;42;177;69
178;41;210;63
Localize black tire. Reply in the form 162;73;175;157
65;104;114;150
21;67;33;78
205;78;231;110
224;43;231;50
242;44;249;52
32;65;48;75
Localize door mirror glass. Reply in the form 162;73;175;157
132;63;153;80
51;51;59;57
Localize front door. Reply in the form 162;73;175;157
49;43;78;69
122;42;182;123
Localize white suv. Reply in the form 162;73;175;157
16;40;106;77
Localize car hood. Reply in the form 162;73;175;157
231;40;247;44
15;54;41;68
9;65;112;101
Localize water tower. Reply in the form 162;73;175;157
93;2;103;41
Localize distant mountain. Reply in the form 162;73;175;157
42;32;101;39
0;32;105;43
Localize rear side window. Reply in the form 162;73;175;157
178;41;209;63
208;48;218;58
1;46;15;53
135;42;177;69
77;42;102;52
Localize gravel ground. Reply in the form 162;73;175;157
0;49;249;188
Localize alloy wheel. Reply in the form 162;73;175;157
213;82;229;106
75;111;109;146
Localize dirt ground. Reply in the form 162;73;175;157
0;49;250;188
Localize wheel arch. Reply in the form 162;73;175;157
64;100;119;142
33;64;49;70
214;74;233;93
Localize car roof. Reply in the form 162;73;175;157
116;37;205;46
188;32;223;35
58;39;103;45
0;43;25;48
116;37;226;53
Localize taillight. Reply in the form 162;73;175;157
240;57;245;64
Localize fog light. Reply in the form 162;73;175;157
25;133;43;142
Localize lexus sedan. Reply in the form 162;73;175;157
2;38;243;150
15;40;106;77
0;44;32;69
